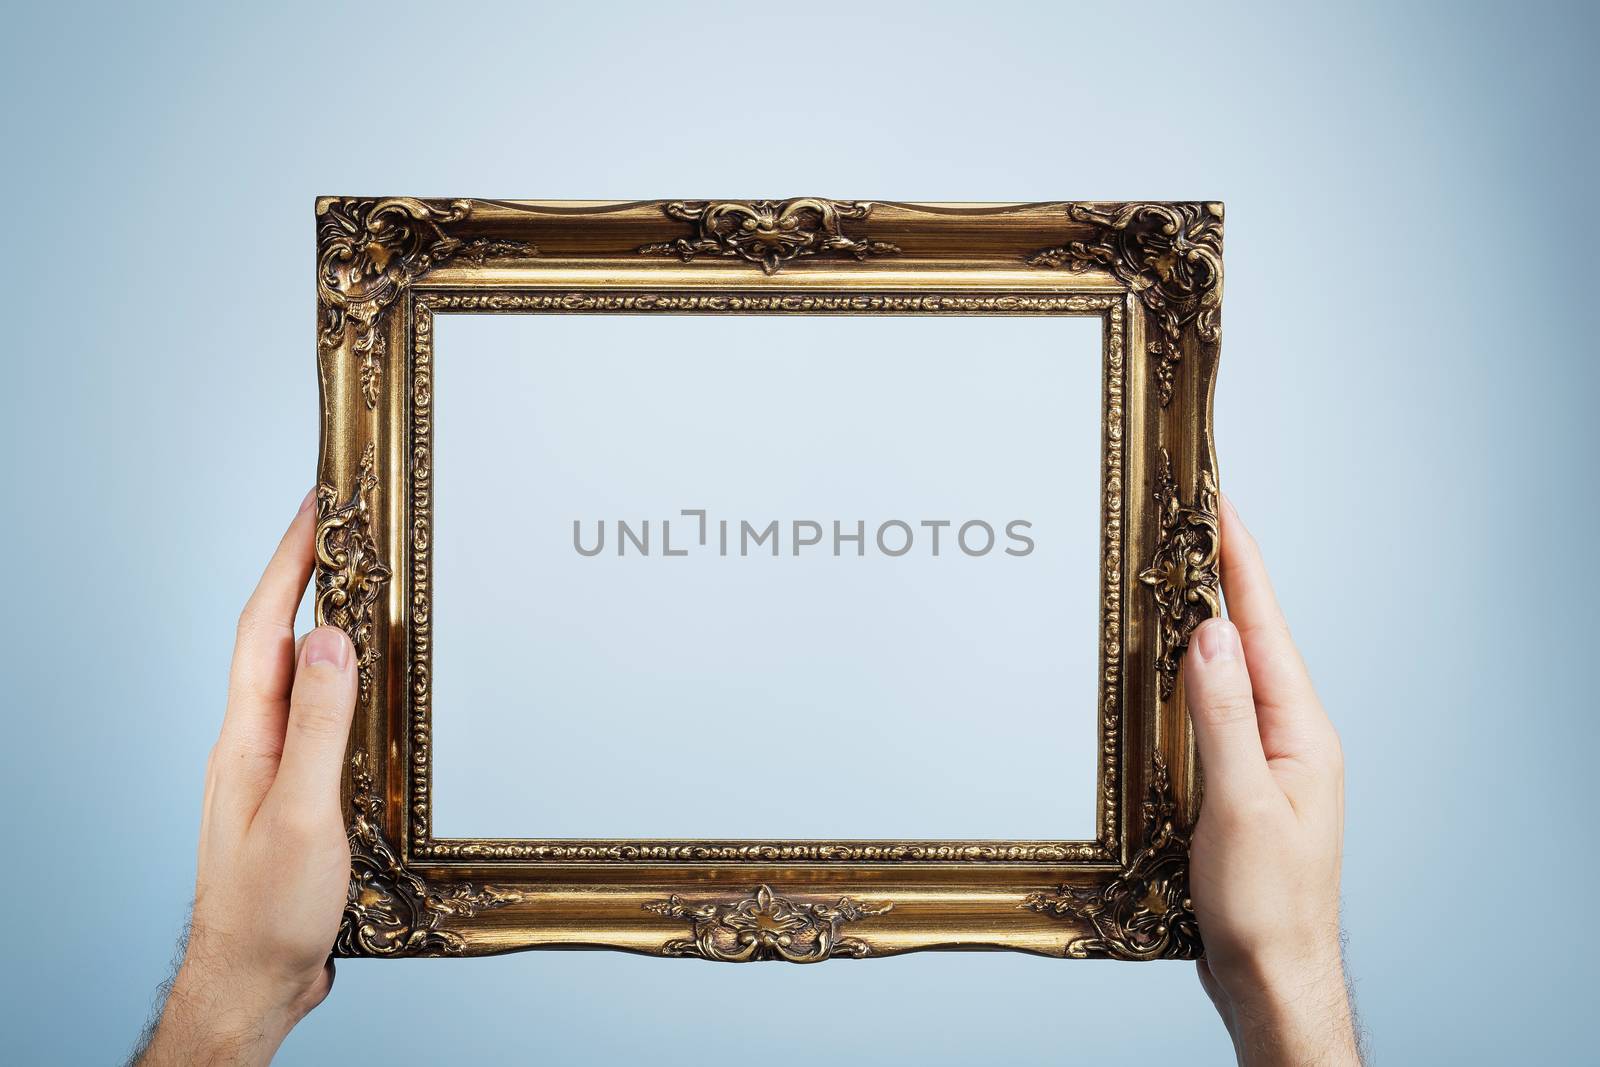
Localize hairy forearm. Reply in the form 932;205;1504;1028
1218;953;1361;1066
134;961;294;1067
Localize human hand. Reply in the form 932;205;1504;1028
1185;496;1360;1065
137;491;356;1066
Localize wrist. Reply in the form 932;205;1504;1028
143;958;298;1066
1214;947;1359;1065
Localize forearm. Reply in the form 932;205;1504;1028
135;962;294;1067
1217;952;1361;1067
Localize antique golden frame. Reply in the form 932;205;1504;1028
314;198;1223;962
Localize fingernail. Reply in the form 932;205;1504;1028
1194;618;1239;663
298;487;316;514
305;626;351;669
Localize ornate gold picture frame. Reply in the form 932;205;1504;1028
314;198;1223;962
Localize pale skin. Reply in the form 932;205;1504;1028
135;492;1359;1066
1186;495;1361;1065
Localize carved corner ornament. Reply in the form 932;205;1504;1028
643;884;892;963
1023;755;1201;961
338;751;521;958
1027;202;1222;406
316;197;538;408
313;443;392;702
1138;449;1221;700
638;198;900;275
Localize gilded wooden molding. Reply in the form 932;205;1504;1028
337;751;520;958
1139;449;1222;700
1027;202;1223;407
451;237;542;266
407;291;1125;862
407;305;436;844
317;198;468;409
420;840;1111;862
638;199;899;274
1100;300;1126;837
425;292;1111;313
313;443;391;702
316;197;537;408
1023;755;1202;961
644;885;892;962
318;198;1220;962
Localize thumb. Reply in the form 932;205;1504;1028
1183;618;1272;807
269;625;358;816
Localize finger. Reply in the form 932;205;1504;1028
222;488;318;746
1183;617;1274;807
1218;495;1333;761
211;491;318;823
265;625;357;823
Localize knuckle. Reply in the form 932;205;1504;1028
228;659;290;707
291;698;349;742
213;725;285;767
1192;691;1257;730
202;748;224;805
1322;732;1346;775
235;606;290;644
1293;724;1345;777
234;605;263;636
1238;617;1295;652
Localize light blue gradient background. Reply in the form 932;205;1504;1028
3;1;1594;1062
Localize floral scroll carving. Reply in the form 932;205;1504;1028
1138;449;1221;699
314;443;392;702
638;199;900;275
1023;755;1201;961
1027;202;1222;406
644;884;891;962
337;751;520;958
316;197;537;408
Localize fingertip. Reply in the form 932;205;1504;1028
1219;492;1258;556
1183;618;1254;727
1181;617;1267;793
281;486;319;555
1190;617;1241;666
302;625;352;671
274;625;359;803
286;487;319;544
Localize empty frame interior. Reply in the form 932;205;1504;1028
429;313;1105;840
